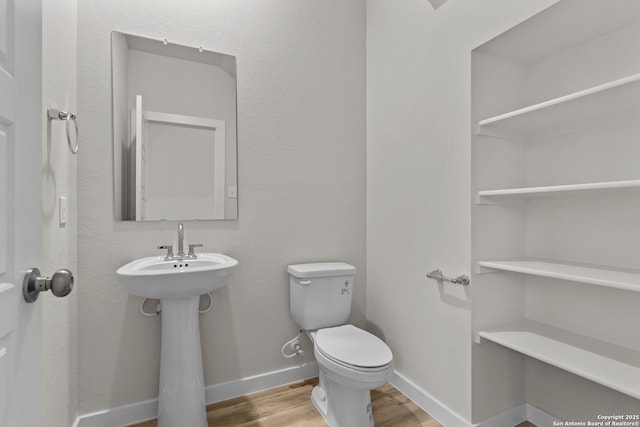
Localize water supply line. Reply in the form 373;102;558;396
281;331;304;358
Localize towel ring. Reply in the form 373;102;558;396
65;113;79;154
48;107;79;155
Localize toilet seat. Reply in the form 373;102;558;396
315;324;393;371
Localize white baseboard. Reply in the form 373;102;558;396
473;404;527;427
72;362;319;427
526;403;562;426
205;361;319;405
390;371;559;427
472;403;560;427
390;371;471;427
74;365;560;427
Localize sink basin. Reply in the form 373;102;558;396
116;252;238;427
116;252;238;299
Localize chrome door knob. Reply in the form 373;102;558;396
48;269;74;297
23;268;74;303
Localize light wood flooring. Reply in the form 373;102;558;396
128;378;538;426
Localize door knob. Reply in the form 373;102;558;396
23;268;74;303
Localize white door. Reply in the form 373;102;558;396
0;0;43;426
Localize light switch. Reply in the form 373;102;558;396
227;186;238;199
59;196;68;226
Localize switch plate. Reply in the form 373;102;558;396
59;196;67;226
227;186;238;199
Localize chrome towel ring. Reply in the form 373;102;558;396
47;107;79;154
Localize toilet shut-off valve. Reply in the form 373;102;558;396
281;332;304;358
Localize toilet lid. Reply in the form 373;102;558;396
315;325;392;368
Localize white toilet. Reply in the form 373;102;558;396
288;262;393;427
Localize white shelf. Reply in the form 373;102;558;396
477;320;640;400
477;73;640;137
478;258;640;293
477;179;640;200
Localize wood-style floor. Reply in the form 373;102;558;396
128;377;438;426
127;378;537;426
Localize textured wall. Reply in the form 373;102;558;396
42;0;79;425
77;0;366;415
366;0;558;422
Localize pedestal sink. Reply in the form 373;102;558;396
117;252;238;427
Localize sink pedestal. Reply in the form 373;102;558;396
116;252;238;426
158;296;207;427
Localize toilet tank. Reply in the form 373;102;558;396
288;262;356;331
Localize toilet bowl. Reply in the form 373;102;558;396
288;262;394;427
309;325;393;427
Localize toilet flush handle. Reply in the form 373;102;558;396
299;279;312;285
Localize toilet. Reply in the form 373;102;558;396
288;262;393;427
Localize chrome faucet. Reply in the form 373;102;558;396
158;223;203;260
177;223;185;257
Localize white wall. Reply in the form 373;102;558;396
42;1;78;425
77;0;366;415
366;0;559;422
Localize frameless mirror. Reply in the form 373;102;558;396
111;31;238;220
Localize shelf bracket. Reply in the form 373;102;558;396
474;332;483;344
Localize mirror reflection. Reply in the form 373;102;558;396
111;31;238;220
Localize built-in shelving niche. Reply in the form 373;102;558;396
470;0;640;422
477;320;640;400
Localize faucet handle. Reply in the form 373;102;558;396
157;245;174;260
188;243;203;258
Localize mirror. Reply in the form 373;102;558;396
111;32;238;220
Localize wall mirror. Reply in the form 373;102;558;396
111;31;238;220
